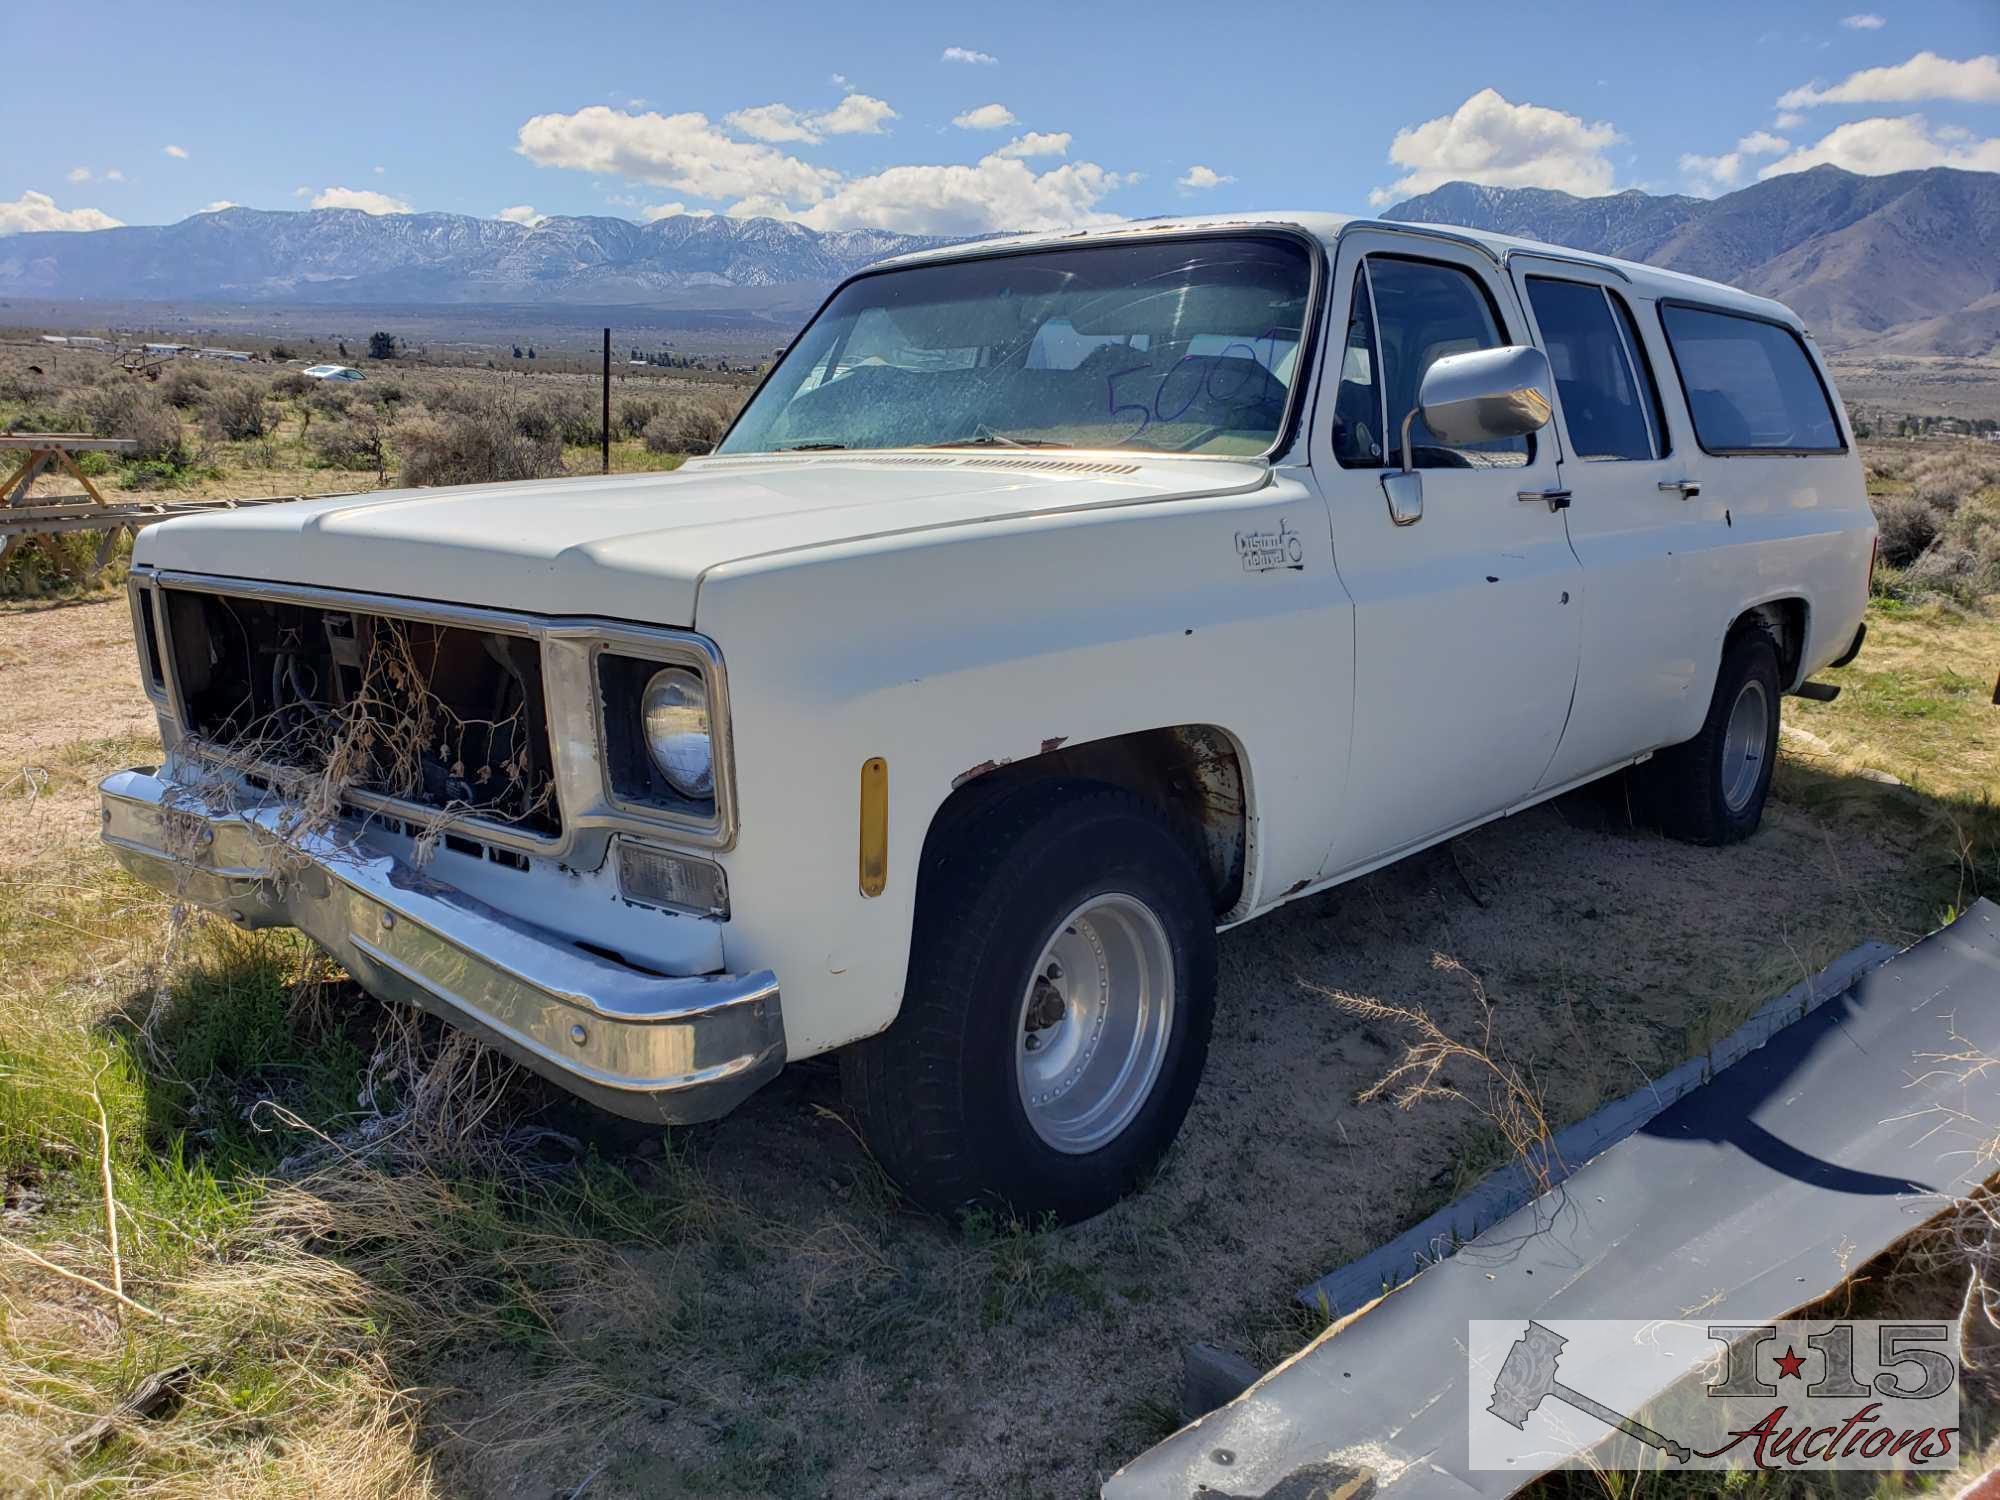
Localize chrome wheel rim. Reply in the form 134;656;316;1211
1015;892;1175;1155
1721;678;1771;813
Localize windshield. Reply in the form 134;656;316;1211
717;235;1315;458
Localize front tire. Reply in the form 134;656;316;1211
841;780;1217;1224
1637;623;1782;845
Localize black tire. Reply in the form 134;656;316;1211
1636;623;1782;845
841;779;1217;1224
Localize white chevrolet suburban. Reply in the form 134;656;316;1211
102;213;1875;1222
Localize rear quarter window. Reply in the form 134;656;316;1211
1658;303;1844;454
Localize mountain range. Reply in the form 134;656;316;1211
0;207;956;308
1;165;1995;355
1384;165;2000;356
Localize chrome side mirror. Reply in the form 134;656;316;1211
1381;344;1554;528
1408;344;1554;465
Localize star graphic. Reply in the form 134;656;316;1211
1774;1346;1807;1380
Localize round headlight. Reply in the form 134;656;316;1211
641;667;714;799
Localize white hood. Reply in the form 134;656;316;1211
137;453;1268;626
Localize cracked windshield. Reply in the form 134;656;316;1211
717;235;1313;457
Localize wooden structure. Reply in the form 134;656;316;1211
0;433;311;569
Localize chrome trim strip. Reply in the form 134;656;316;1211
1501;245;1634;282
100;765;782;1124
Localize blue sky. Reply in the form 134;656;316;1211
5;0;1996;237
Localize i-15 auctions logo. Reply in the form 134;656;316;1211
1469;1320;1959;1473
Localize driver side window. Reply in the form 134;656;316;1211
1335;256;1531;470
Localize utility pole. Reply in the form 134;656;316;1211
601;327;611;475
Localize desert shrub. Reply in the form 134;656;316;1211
204;380;272;440
397;408;562;487
309;408;389;472
1861;446;1910;486
1873;494;1944;568
524;388;599;447
159;365;213;409
369;379;407;408
1911;448;2000;511
63;380;187;462
420;380;491;418
642;391;740;455
271;370;313;399
616;396;662;439
306;382;356;417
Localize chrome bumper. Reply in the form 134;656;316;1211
99;767;784;1124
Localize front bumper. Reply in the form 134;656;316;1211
99;766;784;1124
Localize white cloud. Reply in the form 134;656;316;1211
625;98;647;109
66;166;90;184
1840;13;1885;28
163;144;188;159
1775;111;1806;129
941;46;997;64
778;154;1130;234
1370;88;1623;205
202;200;237;213
517;106;838;205
1779;51;2000;108
993;131;1071;160
725;103;822;144
1177;164;1235;191
829;73;850;89
372;164;386;175
496;204;545;225
727;93;897;144
311;186;413;214
816;92;897;136
1680;129;1793;195
104;168;125;182
0;190;123;234
517;98;1130;235
1758;114;2000;177
951;103;1016;131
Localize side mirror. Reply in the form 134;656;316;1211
1405;344;1555;468
1380;344;1555;529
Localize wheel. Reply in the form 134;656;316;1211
1636;623;1781;845
841;780;1217;1224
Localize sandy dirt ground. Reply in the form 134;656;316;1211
0;598;1931;1499
0;598;157;864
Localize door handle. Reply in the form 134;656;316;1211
1517;487;1572;513
1658;479;1702;499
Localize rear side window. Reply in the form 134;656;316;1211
1658;303;1843;454
1526;277;1667;462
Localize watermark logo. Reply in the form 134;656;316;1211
1470;1320;1959;1474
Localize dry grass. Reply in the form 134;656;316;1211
0;346;748;598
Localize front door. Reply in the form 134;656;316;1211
1313;233;1582;880
1506;259;1708;787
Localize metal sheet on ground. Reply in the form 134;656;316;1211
1105;899;2000;1500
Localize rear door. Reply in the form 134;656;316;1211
1508;260;1708;787
1312;233;1582;879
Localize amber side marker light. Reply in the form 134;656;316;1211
859;757;888;897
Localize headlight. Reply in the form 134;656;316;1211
641;666;714;798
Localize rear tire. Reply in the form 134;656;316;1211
1636;623;1781;845
841;780;1216;1224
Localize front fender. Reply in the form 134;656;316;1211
693;480;1354;1057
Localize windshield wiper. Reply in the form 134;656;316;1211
926;435;1072;450
777;441;848;451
